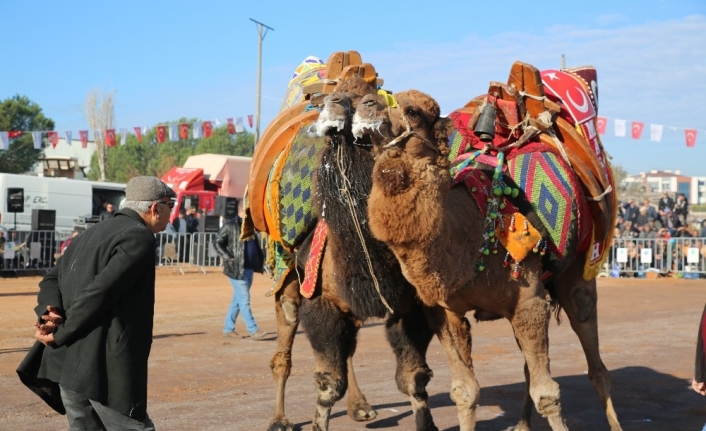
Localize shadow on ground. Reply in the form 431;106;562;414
293;366;705;431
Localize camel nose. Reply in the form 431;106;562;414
328;93;344;104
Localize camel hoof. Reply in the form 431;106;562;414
512;422;531;431
347;400;377;422
267;419;295;431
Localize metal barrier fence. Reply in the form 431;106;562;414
3;230;705;279
607;237;706;279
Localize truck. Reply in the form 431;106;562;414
161;154;251;223
0;173;126;234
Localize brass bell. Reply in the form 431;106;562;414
474;103;496;142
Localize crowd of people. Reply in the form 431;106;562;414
610;192;706;277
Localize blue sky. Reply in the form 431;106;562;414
2;1;705;176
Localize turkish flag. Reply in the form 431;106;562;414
685;129;698;147
180;123;189;140
247;115;253;128
595;117;607;134
134;127;143;142
631;121;644;139
104;129;116;147
8;131;23;139
48;131;60;148
203;121;213;138
79;130;89;148
227;118;235;135
156;125;167;143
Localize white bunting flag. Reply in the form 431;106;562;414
214;119;221;126
0;131;9;150
94;130;102;143
192;121;202;139
120;128;128;146
650;124;663;142
32;131;43;149
65;131;72;146
168;124;178;142
235;117;244;133
614;119;626;137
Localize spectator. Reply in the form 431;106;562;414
662;207;681;236
693;305;706;402
59;230;80;255
213;200;268;340
172;211;189;262
185;206;199;234
700;220;706;238
638;223;657;239
17;175;175;431
674;193;689;225
658;192;675;215
642;199;659;221
623;199;639;225
100;203;115;221
635;206;650;231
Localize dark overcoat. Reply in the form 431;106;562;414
17;208;156;420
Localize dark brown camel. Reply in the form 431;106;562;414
353;89;621;431
266;75;438;431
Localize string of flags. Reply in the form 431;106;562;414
0;115;254;150
595;117;700;147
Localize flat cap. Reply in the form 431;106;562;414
125;176;177;201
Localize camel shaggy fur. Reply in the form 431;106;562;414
353;89;622;431
269;76;439;431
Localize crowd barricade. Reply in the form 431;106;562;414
607;237;706;279
154;232;224;274
1;230;69;273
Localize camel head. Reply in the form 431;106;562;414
314;74;377;146
353;89;453;165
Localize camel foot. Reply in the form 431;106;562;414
347;398;377;422
513;421;531;431
281;299;298;325
268;419;295;431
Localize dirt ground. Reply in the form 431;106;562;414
1;269;705;431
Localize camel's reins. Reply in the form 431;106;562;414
333;141;394;315
381;105;440;155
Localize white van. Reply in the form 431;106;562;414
0;173;126;234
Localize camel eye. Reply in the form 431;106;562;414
405;107;419;119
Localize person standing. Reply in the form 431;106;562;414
693;304;706;431
213;200;268;340
100;203;116;221
17;176;176;431
674;193;689;226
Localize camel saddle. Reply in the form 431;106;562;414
449;61;617;280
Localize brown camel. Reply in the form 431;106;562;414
263;75;438;431
353;89;622;431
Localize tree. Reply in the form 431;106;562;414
0;95;54;173
84;89;115;181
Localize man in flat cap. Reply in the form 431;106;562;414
18;176;175;430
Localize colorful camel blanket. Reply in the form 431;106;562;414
300;219;327;298
448;110;590;274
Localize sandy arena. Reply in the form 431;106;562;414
1;270;705;430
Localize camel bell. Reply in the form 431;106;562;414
474;104;496;142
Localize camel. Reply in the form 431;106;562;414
352;87;622;431
257;73;438;431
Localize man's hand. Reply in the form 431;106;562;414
34;326;56;346
37;306;63;335
692;379;706;395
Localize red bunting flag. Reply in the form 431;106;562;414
104;129;116;147
631;121;644;139
685;129;698;147
227;118;235;135
203;121;213;138
179;123;189;140
247;115;253;128
8;131;23;139
156;125;167;143
79;130;89;148
48;131;60;148
595;117;607;135
134;127;143;142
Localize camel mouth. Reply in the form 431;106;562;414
314;110;348;137
351;111;386;140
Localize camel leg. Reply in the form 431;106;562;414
552;271;623;431
268;273;300;431
385;303;438;431
425;305;479;431
513;361;534;431
345;353;377;421
299;295;359;431
510;296;568;431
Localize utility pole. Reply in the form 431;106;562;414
561;54;566;70
250;18;274;149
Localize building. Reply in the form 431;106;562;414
622;169;706;204
30;138;97;179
